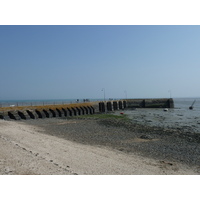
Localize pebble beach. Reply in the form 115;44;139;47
25;114;200;167
0;110;200;175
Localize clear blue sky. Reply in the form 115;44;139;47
1;25;200;100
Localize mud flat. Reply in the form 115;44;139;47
0;113;200;175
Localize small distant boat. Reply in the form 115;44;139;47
163;108;168;112
189;100;196;110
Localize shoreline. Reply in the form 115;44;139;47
0;115;200;175
24;115;200;167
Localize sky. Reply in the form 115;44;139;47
1;25;200;100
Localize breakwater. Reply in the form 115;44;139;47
0;103;96;121
126;98;174;108
0;98;174;120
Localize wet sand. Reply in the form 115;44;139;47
0;115;200;175
123;108;200;134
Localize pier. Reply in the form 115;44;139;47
0;98;174;120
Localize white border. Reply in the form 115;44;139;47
0;0;200;25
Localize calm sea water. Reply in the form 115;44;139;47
174;97;200;110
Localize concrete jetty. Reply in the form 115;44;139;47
0;98;174;120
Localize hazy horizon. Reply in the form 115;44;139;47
0;97;200;102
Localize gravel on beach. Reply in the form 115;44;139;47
23;115;200;168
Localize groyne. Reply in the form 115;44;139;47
0;98;174;120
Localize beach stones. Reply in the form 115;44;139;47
140;135;153;140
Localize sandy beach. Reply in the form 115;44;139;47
0;115;199;175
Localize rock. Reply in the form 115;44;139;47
140;135;152;140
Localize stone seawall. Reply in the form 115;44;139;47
0;98;174;120
0;103;96;121
126;98;174;109
98;98;174;112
